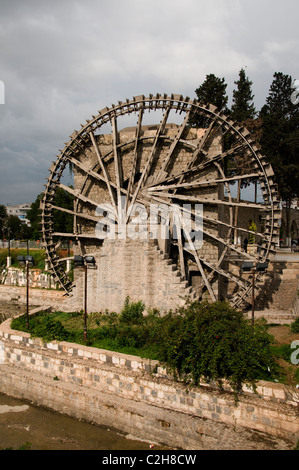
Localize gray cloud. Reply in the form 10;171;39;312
0;0;299;204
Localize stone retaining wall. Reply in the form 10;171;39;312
0;315;298;450
0;285;64;309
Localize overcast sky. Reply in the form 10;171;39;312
0;0;298;205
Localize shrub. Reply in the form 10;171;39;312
120;296;145;324
11;313;70;342
155;301;277;394
291;317;299;333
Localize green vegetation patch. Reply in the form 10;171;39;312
0;248;46;270
11;299;288;395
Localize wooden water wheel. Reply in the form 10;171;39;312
40;94;280;308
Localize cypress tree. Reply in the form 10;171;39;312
190;74;229;127
260;72;299;244
231;68;256;122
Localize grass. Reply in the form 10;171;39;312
0;248;73;271
11;310;162;360
267;323;299;387
0;248;46;270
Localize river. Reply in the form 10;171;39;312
0;392;171;451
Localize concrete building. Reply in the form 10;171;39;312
5;203;31;226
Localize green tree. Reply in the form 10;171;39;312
26;193;43;239
260;72;299;244
229;69;257;239
231;68;256;122
27;188;74;240
196;73;228;110
52;187;74;234
20;222;33;242
190;74;229;127
0;205;7;234
6;215;23;239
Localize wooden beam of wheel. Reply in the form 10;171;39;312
148;191;267;210
126;106;144;214
89;131;118;214
173;117;217;190
127;107;171;217
181;217;217;302
147;194;260;262
151;143;250;188
50;204;100;223
57;182;101;208
52;232;100;239
186;247;249;289
148;172;260;192
67;155;107;186
111;115;123;210
157;110;191;178
140;106;171;187
179;204;267;240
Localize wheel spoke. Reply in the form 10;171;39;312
157;110;191;179
150;142;250;188
148;172;260;192
50;204;100;223
89;131;118;214
111;116;123;212
126;106;144;212
148;190;267;210
126;106;171;219
57;182;100;208
183;244;249;289
180;216;217;302
52;232;100;239
174;116;217;189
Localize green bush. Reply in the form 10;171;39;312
120;296;145;324
11;313;70;342
291;317;299;333
155;301;278;394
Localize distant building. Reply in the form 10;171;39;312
5;203;31;226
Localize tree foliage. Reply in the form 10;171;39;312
26;188;74;240
195;73;228;111
259;72;299;203
190;74;229;127
231;68;256;122
0;205;7;233
155;301;277;394
26;193;43;239
52;187;74;235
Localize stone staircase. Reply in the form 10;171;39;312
64;238;199;314
151;242;198;304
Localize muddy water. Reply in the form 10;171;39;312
0;392;170;451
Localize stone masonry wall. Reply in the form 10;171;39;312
0;316;298;450
0;284;64;308
70;125;222;312
67;238;197;314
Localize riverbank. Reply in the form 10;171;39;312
0;314;298;450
